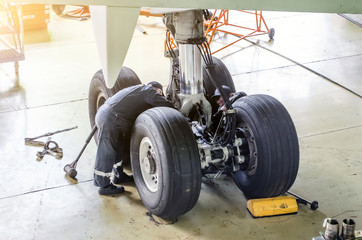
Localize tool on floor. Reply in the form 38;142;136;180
287;191;319;210
341;219;356;240
25;126;78;146
26;126;77;160
36;137;63;160
247;196;298;217
64;126;97;178
313;218;362;240
324;218;340;240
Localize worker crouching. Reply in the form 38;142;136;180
94;81;175;195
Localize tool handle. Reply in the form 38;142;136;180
26;126;78;141
85;126;98;143
63;126;98;177
287;191;311;203
296;198;308;206
72;126;97;165
287;191;319;210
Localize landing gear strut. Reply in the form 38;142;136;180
87;9;300;219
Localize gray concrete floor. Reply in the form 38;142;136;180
0;9;361;240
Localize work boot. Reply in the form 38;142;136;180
112;172;134;184
98;183;124;196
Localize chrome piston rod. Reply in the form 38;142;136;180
163;9;212;126
179;44;203;95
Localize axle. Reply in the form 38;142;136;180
192;122;250;173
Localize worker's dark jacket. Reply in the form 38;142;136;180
93;84;174;188
105;84;175;130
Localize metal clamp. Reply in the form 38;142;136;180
36;137;63;160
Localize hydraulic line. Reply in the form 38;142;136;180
165;30;177;58
197;42;236;145
243;38;362;99
198;41;234;109
209;112;236;146
223;114;236;144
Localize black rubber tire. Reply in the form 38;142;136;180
110;66;141;95
130;107;202;218
232;94;299;198
52;5;65;15
203;56;236;113
88;70;112;144
88;67;141;144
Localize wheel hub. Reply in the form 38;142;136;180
239;125;258;175
96;92;106;110
139;137;158;192
142;153;156;174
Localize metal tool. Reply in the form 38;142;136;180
324;218;340;240
25;126;78;146
64;126;97;178
287;191;319;210
36;137;63;160
341;219;356;240
313;220;362;240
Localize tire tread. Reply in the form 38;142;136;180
232;94;299;198
131;107;201;218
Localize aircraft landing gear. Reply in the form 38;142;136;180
87;9;299;219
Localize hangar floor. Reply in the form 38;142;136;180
0;9;361;240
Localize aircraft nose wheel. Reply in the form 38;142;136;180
232;94;299;198
139;137;158;192
131;107;201;218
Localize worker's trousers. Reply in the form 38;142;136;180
93;104;130;188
